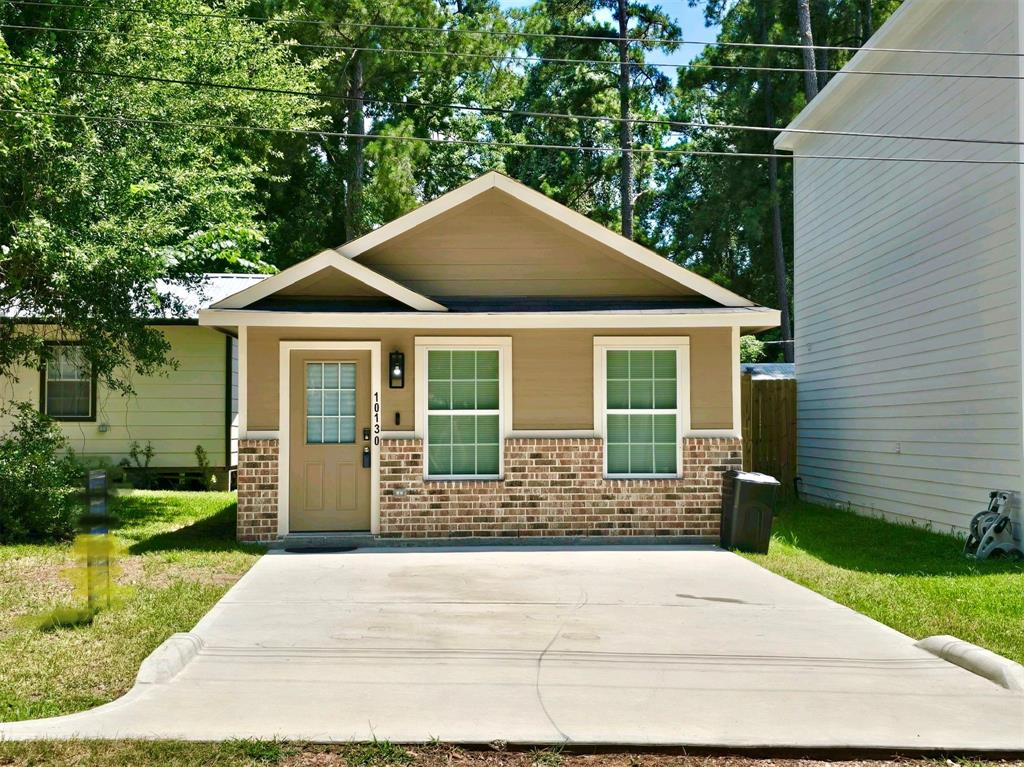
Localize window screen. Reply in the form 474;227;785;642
426;349;500;478
44;346;93;420
605;349;678;476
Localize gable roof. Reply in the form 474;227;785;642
337;171;756;308
210;249;447;311
775;0;946;149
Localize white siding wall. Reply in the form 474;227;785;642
791;1;1022;532
0;325;231;470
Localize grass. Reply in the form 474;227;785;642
0;743;1018;767
0;490;262;722
743;499;1024;663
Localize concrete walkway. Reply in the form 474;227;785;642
2;546;1022;750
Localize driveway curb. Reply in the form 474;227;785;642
915;635;1024;691
135;632;205;685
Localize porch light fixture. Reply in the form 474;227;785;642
389;351;405;389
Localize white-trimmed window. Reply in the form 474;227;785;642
41;344;95;421
416;338;511;480
594;338;689;479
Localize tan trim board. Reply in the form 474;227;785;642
509;429;598;438
237;325;248;435
212;249;447;312
731;327;742;435
278;341;382;536
340;172;757;308
687;428;742;439
200;309;781;331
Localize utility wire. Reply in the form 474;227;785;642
3;105;1023;165
3;59;1022;148
4;22;1024;81
5;0;1023;58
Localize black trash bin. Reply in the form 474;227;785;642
721;470;780;553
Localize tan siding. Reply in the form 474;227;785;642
357;189;698;298
246;326;733;432
0;326;230;469
788;2;1022;532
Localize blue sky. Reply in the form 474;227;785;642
496;0;723;73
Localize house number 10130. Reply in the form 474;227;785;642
373;392;381;445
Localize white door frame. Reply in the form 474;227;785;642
278;341;382;536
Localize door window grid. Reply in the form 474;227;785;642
306;362;356;444
605;349;678;477
44;345;93;419
426;349;501;478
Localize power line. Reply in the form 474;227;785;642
3;59;1022;149
6;21;1024;81
3;105;1023;165
5;0;1024;58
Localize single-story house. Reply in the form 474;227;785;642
199;172;780;541
0;274;264;487
775;0;1021;533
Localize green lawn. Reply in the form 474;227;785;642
0;741;1017;767
744;499;1024;664
0;490;262;722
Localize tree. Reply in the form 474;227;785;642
0;0;317;392
795;0;818;102
257;0;515;265
506;0;679;237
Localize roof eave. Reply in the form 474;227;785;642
775;0;947;151
198;307;781;330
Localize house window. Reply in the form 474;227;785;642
305;362;357;444
42;345;95;421
599;343;686;478
425;349;501;478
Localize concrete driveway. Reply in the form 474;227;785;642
2;546;1022;750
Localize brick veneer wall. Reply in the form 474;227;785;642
237;439;280;542
378;437;741;539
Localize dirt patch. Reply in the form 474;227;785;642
280;747;1024;767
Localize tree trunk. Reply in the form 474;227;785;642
796;0;818;102
813;0;829;92
344;52;366;240
615;0;634;240
863;0;874;39
760;0;795;362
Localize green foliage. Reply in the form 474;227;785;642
0;402;82;543
739;335;766;363
346;739;414;767
226;738;285;763
0;0;317;394
122;440;156;489
194;444;213;491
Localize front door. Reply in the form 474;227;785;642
289;350;371;531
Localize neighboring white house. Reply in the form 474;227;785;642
775;0;1023;533
0;274;264;486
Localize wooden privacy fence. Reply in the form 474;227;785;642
740;375;797;496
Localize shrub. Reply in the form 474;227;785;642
0;402;83;543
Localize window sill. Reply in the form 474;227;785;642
424;475;504;482
604;473;681;481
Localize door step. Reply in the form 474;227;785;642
272;532;375;551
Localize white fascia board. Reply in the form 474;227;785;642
775;0;945;151
210;249;447;312
198;308;781;331
340;171;758;308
